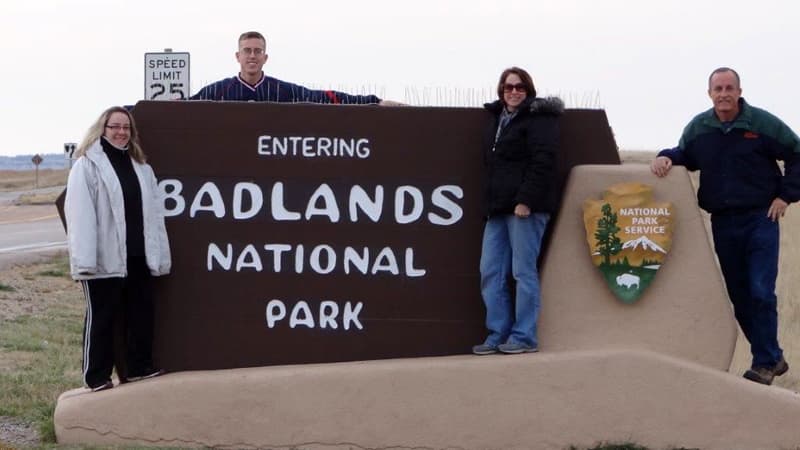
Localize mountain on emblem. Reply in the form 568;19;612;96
622;236;666;253
582;182;674;304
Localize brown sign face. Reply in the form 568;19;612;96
95;101;620;372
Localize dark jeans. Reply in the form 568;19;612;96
711;210;782;368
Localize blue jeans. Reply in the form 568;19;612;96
479;213;549;348
711;210;783;368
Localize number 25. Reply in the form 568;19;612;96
150;83;185;100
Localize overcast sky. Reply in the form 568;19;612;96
1;0;798;157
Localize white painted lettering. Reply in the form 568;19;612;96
165;178;465;225
265;299;363;331
343;302;364;330
309;245;336;274
289;301;315;328
271;182;301;220
257;136;371;159
207;243;232;271
371;247;400;275
272;136;287;156
395;186;423;224
295;244;304;273
405;248;426;277
235;244;263;272
302;137;315;157
339;138;354;157
305;183;340;222
355;138;370;158
265;299;286;328
349;185;384;222
257;135;272;155
233;182;264;219
159;179;186;217
319;301;339;329
343;247;369;275
317;137;332;157
624;225;666;234
263;244;291;272
619;208;671;216
190;182;225;218
428;185;464;226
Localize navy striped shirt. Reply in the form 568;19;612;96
190;73;381;104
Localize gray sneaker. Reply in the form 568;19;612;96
498;342;538;354
472;343;498;355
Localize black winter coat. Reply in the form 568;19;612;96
482;96;563;217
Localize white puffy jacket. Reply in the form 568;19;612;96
65;139;171;280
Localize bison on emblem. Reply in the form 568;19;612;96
616;273;640;289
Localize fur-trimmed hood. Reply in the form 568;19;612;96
484;96;565;116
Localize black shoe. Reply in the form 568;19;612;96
128;368;166;382
90;380;114;392
743;367;774;385
743;358;790;386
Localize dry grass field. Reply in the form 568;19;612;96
0;169;68;192
621;150;800;391
0;253;81;445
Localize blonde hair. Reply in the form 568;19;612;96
75;106;146;163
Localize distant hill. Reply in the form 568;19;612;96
0;153;69;171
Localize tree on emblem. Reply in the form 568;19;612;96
595;203;621;266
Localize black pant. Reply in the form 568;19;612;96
80;261;154;388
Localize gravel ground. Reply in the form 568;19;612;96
0;416;39;448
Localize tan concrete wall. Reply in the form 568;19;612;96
55;350;800;450
56;164;793;449
540;165;737;369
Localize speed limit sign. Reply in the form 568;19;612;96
144;51;190;100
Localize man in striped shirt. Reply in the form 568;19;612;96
191;31;397;105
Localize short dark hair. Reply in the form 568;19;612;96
708;67;740;88
238;31;266;48
496;66;537;102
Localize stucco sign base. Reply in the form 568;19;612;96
55;350;800;450
539;165;737;370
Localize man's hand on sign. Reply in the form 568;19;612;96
379;100;407;107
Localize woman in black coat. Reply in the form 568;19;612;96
472;67;563;355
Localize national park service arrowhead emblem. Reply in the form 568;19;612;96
582;182;674;304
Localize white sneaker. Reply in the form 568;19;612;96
128;368;166;382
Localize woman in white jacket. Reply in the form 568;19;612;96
65;106;171;392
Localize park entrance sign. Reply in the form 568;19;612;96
130;100;618;371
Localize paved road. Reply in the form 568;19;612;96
0;187;67;270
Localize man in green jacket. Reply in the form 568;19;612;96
651;67;800;385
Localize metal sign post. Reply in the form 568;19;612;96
31;154;43;188
144;49;191;100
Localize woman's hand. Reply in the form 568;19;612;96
514;203;531;218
